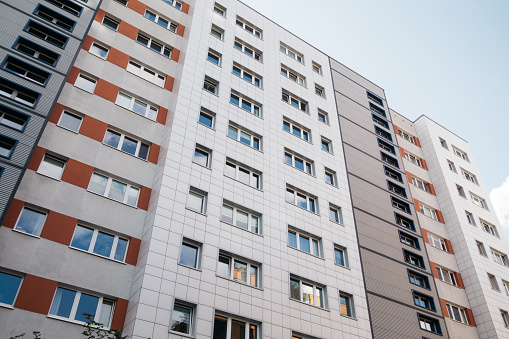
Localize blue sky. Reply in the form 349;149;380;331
241;0;509;239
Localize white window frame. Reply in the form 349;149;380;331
37;154;66;179
232;64;261;87
14;206;47;236
436;266;458;286
115;92;158;121
446;304;468;324
448;160;457;173
70;225;129;262
198;109;215;129
103;129;150;160
325;168;337;187
489;273;500;291
339;292;355;318
193;145;211;168
4;57;49;85
287;227;321;257
88;173;140;206
466;211;476;226
210;24;224;40
412;177;430;193
213;314;259;339
280;43;303;63
428;233;448;252
178;240;201;269
477;241;487;257
315;84;325;98
503;281;509;296
89;42;109;59
457;184;466;198
234;39;261;61
282;91;307;112
334;245;348;267
144;9;177;33
419;203;438;221
74;73;97;93
501;310;509;328
290;276;326;308
136;32;172;58
418;315;440;334
221;203;261;234
213;3;226;17
218;252;260;287
286;186;317;213
235;17;261;38
283;119;310;142
227;124;261;150
481;220;499;237
453;147;469;161
187;189;207;214
169;301;195;336
440;138;448;149
284;151;313;175
461;169;478;184
280;65;305;86
224;160;261;189
321;137;332;153
329;205;343;225
101;15;119;31
207;49;221;66
491;248;509;266
230;92;260;116
471;194;488;210
57;110;82;133
162;0;182;11
203;77;219;95
318;110;329;124
404;152;422;167
398;129;415;144
0;271;23;307
126;60;165;87
312;62;322;74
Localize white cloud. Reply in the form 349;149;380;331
489;176;509;232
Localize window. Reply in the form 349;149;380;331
0;105;29;131
413;291;436;311
372;114;389;129
70;225;128;262
318;110;328;124
448;160;457;173
453;147;469;161
290;276;325;308
428;233;447;252
375;126;392;142
481;220;499;237
419;203;437;221
179;240;201;269
221;203;260;234
418;314;442;335
315;84;325;98
283;119;310;142
280;65;305;86
456;184;466;198
230;91;260;116
14;207;46;236
404;250;425;269
213;3;226;17
325;168;337;186
436;266;458;286
280;43;303;63
312;62;322;74
466;211;475;226
207;49;222;66
144;9;177;33
288;227;321;257
491;248;509;266
101;15;119;30
471;194;488;209
367;91;383;106
0;135;17;159
489;273;500;291
286;186;317;213
49;287;115;328
396;213;415;231
45;0;83;16
236;17;262;38
193;145;211;168
321;137;332;153
461;169;478;184
25;20;68;48
501;310;509;328
37;154;65;179
334;245;348;267
74;73;97;93
3;56;50;86
409;270;430;289
439;138;448;149
88;173;140;206
198;108;215;129
400;231;419;249
328;201;343;222
212;313;259;339
170;301;195;335
162;0;182;11
126;60;165;87
210;24;224;40
284;151;313;175
339;292;356;318
404;152;421;167
412;177;430;193
224;160;261;189
381;152;399;168
385;166;402;182
0;272;23;307
136;32;172;58
114;0;128;6
103;129;149;160
282;90;308;112
203;76;219;95
57;111;82;132
504;281;509;296
0;78;40;107
115;92;158;121
187;188;207;214
232;64;261;87
398;129;415;144
218;252;260;287
388;181;406;198
378;139;395;154
392;197;410;213
234;39;261;61
476;241;487;257
228;124;261;150
369;103;386;118
14;37;60;65
89;42;109;59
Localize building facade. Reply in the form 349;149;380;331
0;1;508;339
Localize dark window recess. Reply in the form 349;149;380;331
388;181;406;198
35;5;76;31
0;105;29;131
381;152;399;168
392;197;410;213
418;314;442;335
25;20;68;48
45;0;83;16
0;135;17;158
367;91;383;106
378;138;395;154
396;213;415;231
0;77;40;107
370;103;386;117
14;37;60;66
404;249;425;268
413;291;436;311
400;231;420;249
384;166;402;183
102;15;120;30
3;56;50;85
372;114;389;129
375;126;392;141
408;270;430;289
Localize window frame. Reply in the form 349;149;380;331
234;39;262;61
144;9;178;33
235;17;262;39
126;60;165;87
385;166;403;183
230;91;261;116
471;193;488;210
489;273;500;291
290;276;326;309
57;110;82;133
203;76;219;95
162;0;182;11
284;150;314;175
490;248;509;267
115;92;158;121
339;291;355;318
408;269;431;290
0;271;23;307
476;241;488;257
74;73;97;93
334;245;349;268
101;14;120;31
87;172;140;207
46;0;83;17
14;206;47;237
103;129;150;160
286;186;318;214
210;24;224;40
418;314;442;335
481;220;499;237
465;211;476;226
217;251;261;288
436;266;458;287
221;202;261;235
280;64;305;86
381;152;399;168
2;56;51;86
428;233;448;252
193;144;212;168
37;154;66;180
395;213;416;231
24;20;68;49
232;63;261;88
212;313;260;339
448;160;457;173
312;62;322;75
13;37;60;66
315;84;325;98
0;105;29;132
287;226;322;258
135;32;172;58
169;300;196;336
398;129;415;144
227;124;261;150
321;137;332;153
446;303;468;324
70;225;129;262
89;42;109;59
419;203;437;221
501;310;509;328
325;168;337;187
224;159;261;189
412;176;430;193
207;48;222;66
329;204;343;225
318;110;329;125
178;239;202;270
400;231;420;250
213;3;226;17
403;249;425;269
282;90;308;112
453;147;469;161
369;102;386;117
198;108;215;129
280;43;303;64
413;290;436;312
367;91;383;106
461;168;478;185
187;188;207;214
392;196;410;214
283;118;310;143
0;77;40;107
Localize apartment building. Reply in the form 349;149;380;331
1;1;508;339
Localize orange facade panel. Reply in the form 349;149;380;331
118;21;139;40
14;274;58;315
40;211;77;246
61;159;94;190
125;237;141;266
2;199;24;229
48;103;65;124
137;186;151;211
27;146;46;171
148;144;160;165
127;0;147;15
93;79;120;103
106;47;130;69
79;115;108;142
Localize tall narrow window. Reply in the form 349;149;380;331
170;302;195;335
187;189;207;214
0;272;23;306
339;292;355;318
334;245;348;267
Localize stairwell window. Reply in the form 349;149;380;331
413;291;436;311
312;62;322;74
213;3;226;17
207;49;221;66
211;25;224;40
25;20;68;48
367;91;383;106
465;211;476;225
392;197;410;213
203;76;219;95
0;135;17;158
369;103;386;118
381;152;399;168
0;78;40;107
14;37;60;66
318;110;329;124
372;114;389;129
339;292;355;317
3;56;50;86
46;0;83;16
396;213;415;231
476;241;487;257
448;160;457;173
330;205;343;224
321;137;332;153
404;250;425;269
385;166;402;182
418;314;442;335
334;245;348;267
0;105;29;131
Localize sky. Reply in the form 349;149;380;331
240;0;509;239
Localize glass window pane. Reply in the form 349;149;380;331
286;189;295;204
199;112;213;127
233;66;241;77
103;130;121;148
294;158;304;171
132;100;147;116
74;293;99;322
138;143;149;160
108;180;127;202
89;173;108;195
228;126;238;140
126;186;139;206
170;305;191;334
98;299;114;327
59;112;82;132
251;216;259;234
188;192;204;213
250;265;258;287
231;320;246;339
0;272;22;306
121;137;138;155
90;43;108;59
238;167;250;185
302;283;313;305
288;231;297;248
340;295;351;316
242;99;251;112
15;208;46;235
218;256;230;278
249;325;257;339
297;193;307;209
236;210;248;230
243;73;252;82
316;287;323;308
299;235;310;253
208;53;220;65
252;138;259;150
70;225;94;251
292;127;301;138
93;232;115;257
335;248;344;266
50;287;76;318
233;260;247;283
114;238;128;261
221;205;233;224
290;278;300;300
194;149;209;167
312;240;319;256
147;106;158;121
284;153;292;165
283;121;291;132
179;243;198;268
309;199;315;212
240;131;251;146
213;315;228;339
230;94;240;106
